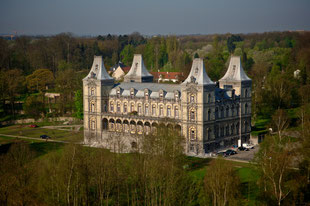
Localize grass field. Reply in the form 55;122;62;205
0;124;83;142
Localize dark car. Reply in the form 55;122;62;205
217;151;227;157
29;124;38;128
238;147;249;151
225;149;237;156
40;135;51;139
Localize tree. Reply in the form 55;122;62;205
120;44;134;66
74;89;83;120
204;158;240;206
227;35;243;53
254;135;297;206
23;95;45;118
194;53;199;58
271;109;289;140
26;68;54;93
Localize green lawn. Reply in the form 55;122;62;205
0;125;83;142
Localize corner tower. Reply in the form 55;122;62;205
219;56;252;143
83;56;114;144
181;58;216;154
124;54;153;82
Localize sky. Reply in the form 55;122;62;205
1;0;310;36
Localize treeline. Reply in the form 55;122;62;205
1;125;310;205
1;31;310;122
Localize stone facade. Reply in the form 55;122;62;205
83;54;252;154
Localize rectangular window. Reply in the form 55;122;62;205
145;105;149;115
190;111;195;121
138;105;142;114
131;103;134;112
117;102;121;113
159;105;163;116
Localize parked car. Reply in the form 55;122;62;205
225;149;237;156
40;135;51;139
217;151;227;157
238;147;249;151
242;143;254;149
29;124;38;128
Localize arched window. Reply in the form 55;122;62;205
190;128;196;140
190;94;195;103
91;101;95;112
145;104;149;115
231;105;235;116
231;124;234;135
208;109;211;121
245;103;248;114
152;105;156;116
159;105;164;116
226;106;229;117
138;104;142;115
220;106;224;118
91;120;95;130
117;102;121;113
110;102;114;112
91;87;95;96
215;107;218;119
208;93;211;103
174;106;179;118
167;106;171;117
190;109;195;121
131;103;135;112
245;89;248;98
123;103;127;113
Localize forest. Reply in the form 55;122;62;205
0;31;310;205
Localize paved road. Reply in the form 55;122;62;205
0;133;67;143
41;125;83;132
226;146;259;162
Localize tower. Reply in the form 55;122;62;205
83;56;114;144
124;54;153;83
219;56;252;143
181;58;216;154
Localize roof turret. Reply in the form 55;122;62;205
83;56;114;82
124;54;153;82
182;58;215;85
219;56;251;82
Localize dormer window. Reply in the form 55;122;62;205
130;89;134;98
95;64;98;70
195;67;199;74
91;72;96;78
145;90;149;100
175;91;179;101
159;90;164;100
117;89;120;97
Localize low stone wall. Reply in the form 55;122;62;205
0;117;81;126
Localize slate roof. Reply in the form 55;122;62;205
83;56;114;81
124;54;153;82
219;56;251;82
182;58;215;85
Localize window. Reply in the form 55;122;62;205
159;92;164;100
208;93;211;103
131;103;134;112
245;103;248;114
190;110;195;121
110;102;114;112
145;105;149;115
215;108;218;119
208;109;211;121
226;106;229;117
117;102;121;113
236;123;240;134
231;105;234;116
245;89;248;98
145;91;149;100
174;106;179;118
138;104;142;115
91;87;95;96
91;120;95;130
231;124;234;135
152;105;156;116
190;128;196;140
130;90;134;98
159;105;163;116
220;107;224;118
207;128;211;140
226;125;229;136
167;106;171;117
124;103;127;113
190;95;195;103
91;101;95;112
175;92;179;101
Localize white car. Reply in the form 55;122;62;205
242;143;254;149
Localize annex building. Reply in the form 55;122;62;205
83;54;252;154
